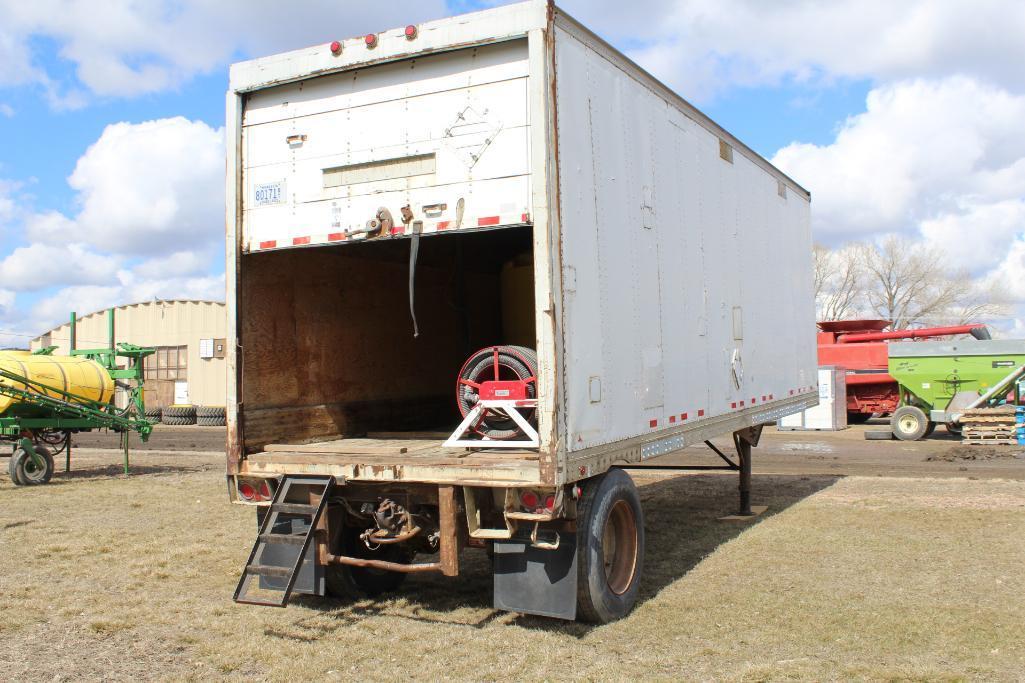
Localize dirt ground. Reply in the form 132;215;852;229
2;424;1024;680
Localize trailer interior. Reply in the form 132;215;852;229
236;225;542;484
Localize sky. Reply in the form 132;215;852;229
1;0;1024;346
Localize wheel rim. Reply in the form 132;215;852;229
20;452;47;483
601;500;638;595
898;414;919;434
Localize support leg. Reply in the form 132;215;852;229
65;433;72;473
123;432;130;475
736;436;752;516
720;426;765;520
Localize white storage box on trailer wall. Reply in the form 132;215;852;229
224;0;818;622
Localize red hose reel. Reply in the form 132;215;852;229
454;345;538;441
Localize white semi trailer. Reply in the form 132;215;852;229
225;0;817;622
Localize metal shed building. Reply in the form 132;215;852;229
30;300;227;410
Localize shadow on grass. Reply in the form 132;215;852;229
290;472;842;637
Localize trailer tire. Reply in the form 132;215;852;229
923;421;937;438
575;469;645;624
162;415;197;426
864;429;894;441
144;406;162;419
9;445;54;485
325;527;410;599
891;406;929;441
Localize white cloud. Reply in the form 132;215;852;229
920;200;1025;276
0;0;449;101
0;180;17;227
0;117;227;341
130;250;214;280
28;117;225;255
0;242;121;291
550;0;1025;102
0;103;13;117
772;77;1025;242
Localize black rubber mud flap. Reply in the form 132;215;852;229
493;534;577;620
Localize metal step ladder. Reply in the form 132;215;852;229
233;475;335;607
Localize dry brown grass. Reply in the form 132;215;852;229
1;452;1024;681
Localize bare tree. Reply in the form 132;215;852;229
813;243;863;321
946;277;1009;326
813;236;1005;329
859;236;999;328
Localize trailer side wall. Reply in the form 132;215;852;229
552;20;817;455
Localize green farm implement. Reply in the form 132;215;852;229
886;339;1025;440
0;308;155;485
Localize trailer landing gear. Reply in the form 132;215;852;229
719;426;767;521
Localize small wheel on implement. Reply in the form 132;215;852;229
575;469;645;623
325;527;411;599
9;445;55;486
946;422;963;436
891;406;929;441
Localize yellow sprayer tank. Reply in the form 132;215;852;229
0;351;114;414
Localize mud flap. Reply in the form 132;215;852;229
493;534;577;620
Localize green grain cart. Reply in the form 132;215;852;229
887;339;1025;440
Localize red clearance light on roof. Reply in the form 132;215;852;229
329;40;342;55
405;25;418;40
365;33;378;48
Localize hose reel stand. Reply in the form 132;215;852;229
446;345;540;448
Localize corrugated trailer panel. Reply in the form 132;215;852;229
241;40;533;252
552;22;817;453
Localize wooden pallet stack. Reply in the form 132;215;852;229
960;406;1024;445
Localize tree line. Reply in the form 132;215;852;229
813;236;1006;328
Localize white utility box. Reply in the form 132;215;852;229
778;366;847;431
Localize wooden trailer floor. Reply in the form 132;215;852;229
241;434;542;486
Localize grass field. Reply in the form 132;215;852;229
1;454;1024;681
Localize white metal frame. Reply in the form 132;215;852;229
444;399;541;449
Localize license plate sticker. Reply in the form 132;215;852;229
253;181;285;207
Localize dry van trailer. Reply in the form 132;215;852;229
225;0;817;622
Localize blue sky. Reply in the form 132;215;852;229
1;0;1023;343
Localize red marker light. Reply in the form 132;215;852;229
258;480;273;501
329;40;342;55
365;33;378;48
405;25;418;40
544;494;556;511
238;482;257;501
520;490;539;510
